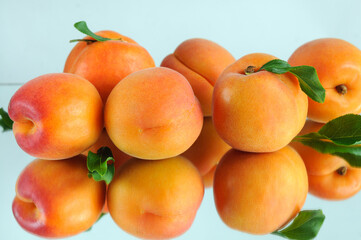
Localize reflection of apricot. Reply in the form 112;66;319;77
212;53;308;152
64;30;155;103
13;155;106;238
182;117;230;187
288;38;361;123
213;146;308;234
107;156;204;239
291;120;361;200
202;164;217;188
161;38;235;116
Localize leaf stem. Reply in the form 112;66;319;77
71;21;124;43
69;39;97;44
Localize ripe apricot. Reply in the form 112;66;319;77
212;53;308;152
291;120;361;200
213;146;308;234
288;38;361;122
107;156;204;239
105;67;203;160
8;73;103;160
161;38;235;116
182;117;230;187
64;30;155;103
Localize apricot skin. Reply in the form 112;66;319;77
107;156;204;239
213;146;308;235
182;117;230;187
64;30;155;103
212;53;308;152
105;67;203;160
12;155;106;238
161;38;235;116
291;120;361;200
288;38;361;123
8;73;103;160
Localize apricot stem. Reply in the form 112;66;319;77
336;166;347;176
245;66;256;75
335;84;347;95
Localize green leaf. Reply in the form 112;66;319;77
318;114;361;145
259;59;325;103
259;59;291;74
0;108;13;131
70;21;122;43
87;147;115;184
272;210;325;240
73;21;114;42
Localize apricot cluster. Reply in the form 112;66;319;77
289;39;361;200
6;21;361;240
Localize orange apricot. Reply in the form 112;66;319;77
288;38;361;123
161;38;235;116
64;30;155;103
212;53;308;152
8;73;103;160
105;67;203;160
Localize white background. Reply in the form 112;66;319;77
1;0;361;239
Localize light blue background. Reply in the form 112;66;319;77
1;0;361;239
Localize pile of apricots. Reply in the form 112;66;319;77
7;21;361;239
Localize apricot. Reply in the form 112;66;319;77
291;120;361;200
64;30;155;103
212;53;308;152
161;38;235;116
8;73;103;160
107;156;204;239
182;117;230;187
105;67;203;160
288;38;361;123
213;146;308;234
12;155;106;238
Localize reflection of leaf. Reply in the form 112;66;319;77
87;147;115;184
86;213;107;232
294;137;361;167
294;114;361;167
272;210;325;240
